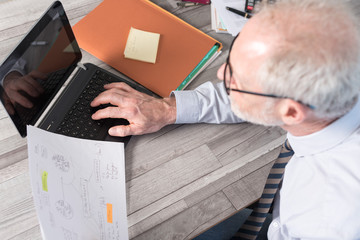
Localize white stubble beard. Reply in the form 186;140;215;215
230;94;283;126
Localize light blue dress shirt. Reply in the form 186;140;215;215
172;81;243;124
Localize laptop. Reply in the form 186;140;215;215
0;1;156;143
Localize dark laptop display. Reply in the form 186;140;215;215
0;1;154;142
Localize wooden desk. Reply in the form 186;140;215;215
0;0;287;239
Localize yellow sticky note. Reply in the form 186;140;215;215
42;171;48;192
107;203;113;223
124;27;160;64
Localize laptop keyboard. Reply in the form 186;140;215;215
42;69;67;96
55;70;124;139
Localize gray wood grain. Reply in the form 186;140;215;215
132;192;233;240
127;144;221;214
8;225;42;240
0;0;329;239
223;162;275;210
0;172;38;239
184;146;282;209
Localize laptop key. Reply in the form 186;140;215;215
55;69;120;139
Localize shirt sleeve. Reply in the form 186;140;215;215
172;81;243;124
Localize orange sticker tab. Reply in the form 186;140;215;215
107;203;113;223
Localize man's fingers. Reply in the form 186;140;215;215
90;82;173;137
108;125;134;137
104;82;146;98
104;82;135;92
90;91;123;107
91;106;131;120
91;88;137;108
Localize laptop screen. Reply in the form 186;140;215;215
0;1;81;137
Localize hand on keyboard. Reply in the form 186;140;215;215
90;82;176;137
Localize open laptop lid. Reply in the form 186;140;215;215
0;1;81;137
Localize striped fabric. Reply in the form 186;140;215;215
231;139;294;240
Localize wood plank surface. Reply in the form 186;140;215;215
4;0;359;239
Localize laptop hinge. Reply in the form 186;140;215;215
77;62;87;71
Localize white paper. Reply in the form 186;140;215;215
211;4;228;34
211;0;248;36
27;125;129;240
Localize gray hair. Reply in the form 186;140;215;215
256;0;360;119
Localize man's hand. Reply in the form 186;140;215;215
3;70;47;108
91;82;177;137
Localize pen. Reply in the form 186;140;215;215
226;6;252;18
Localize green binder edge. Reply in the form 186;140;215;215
176;43;221;91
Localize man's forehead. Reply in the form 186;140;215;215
230;20;279;72
227;16;281;88
232;15;279;57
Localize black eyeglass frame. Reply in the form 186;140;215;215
223;34;315;110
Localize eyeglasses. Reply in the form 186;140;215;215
223;34;315;109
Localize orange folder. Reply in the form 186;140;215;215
73;0;222;97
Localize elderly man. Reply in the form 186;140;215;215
91;0;360;238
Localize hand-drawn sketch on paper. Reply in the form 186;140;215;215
27;125;129;240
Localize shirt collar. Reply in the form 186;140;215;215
287;98;360;157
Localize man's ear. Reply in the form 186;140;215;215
278;99;308;125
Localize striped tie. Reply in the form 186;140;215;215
231;139;294;240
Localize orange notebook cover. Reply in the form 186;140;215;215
73;0;221;97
